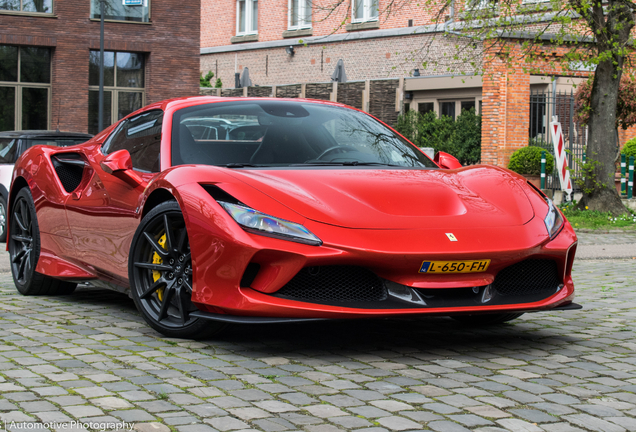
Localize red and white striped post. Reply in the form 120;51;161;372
550;116;573;201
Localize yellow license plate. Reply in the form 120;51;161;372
419;260;491;273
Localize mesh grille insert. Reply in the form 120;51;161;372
54;164;83;193
275;266;387;303
493;259;560;296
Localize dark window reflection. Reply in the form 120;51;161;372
116;52;144;88
118;92;143;120
89;51;115;87
22;0;52;12
20;47;51;83
0;139;18;163
88;90;112;135
418;102;434;115
22;87;48;130
0;46;18;82
0;87;16;132
461;101;475;112
441;101;455;120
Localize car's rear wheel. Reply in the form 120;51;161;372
9;188;76;295
0;195;7;243
451;313;524;325
129;201;226;339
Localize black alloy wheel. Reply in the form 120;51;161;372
9;188;76;295
129;201;225;339
0;195;7;243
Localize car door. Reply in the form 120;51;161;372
64;110;163;284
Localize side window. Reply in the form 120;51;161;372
103;110;163;172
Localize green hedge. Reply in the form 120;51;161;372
508;145;555;176
623;138;636;159
393;108;481;165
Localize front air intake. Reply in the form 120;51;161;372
275;266;387;303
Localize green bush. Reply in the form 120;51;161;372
200;71;214;88
623;137;636;159
393;108;481;165
508;146;555;176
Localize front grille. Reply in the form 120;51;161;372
275;266;387;303
493;259;560;296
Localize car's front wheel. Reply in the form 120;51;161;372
129;201;226;339
0;195;7;243
9;188;76;295
451;313;524;325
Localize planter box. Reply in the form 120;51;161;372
523;174;542;189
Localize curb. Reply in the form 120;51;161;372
575;229;636;234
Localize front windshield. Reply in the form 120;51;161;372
171;101;437;169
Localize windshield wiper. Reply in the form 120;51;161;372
225;163;261;168
292;161;403;167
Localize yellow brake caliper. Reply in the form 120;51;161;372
152;234;167;301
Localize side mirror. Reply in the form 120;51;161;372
100;149;133;174
100;149;144;186
434;151;462;170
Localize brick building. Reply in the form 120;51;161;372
0;0;201;134
200;0;632;168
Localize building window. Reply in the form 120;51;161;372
88;50;145;134
289;0;311;29
237;0;258;35
0;45;51;132
418;102;434;115
90;0;150;23
440;101;456;120
0;0;52;13
352;0;378;22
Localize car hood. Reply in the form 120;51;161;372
222;166;535;230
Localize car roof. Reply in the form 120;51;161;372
0;130;94;139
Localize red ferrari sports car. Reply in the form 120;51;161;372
7;97;580;338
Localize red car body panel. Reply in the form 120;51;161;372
8;96;578;321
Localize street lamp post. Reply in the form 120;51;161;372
98;0;105;132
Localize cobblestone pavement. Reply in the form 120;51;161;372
0;254;635;432
576;231;636;246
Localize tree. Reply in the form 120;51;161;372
314;0;634;214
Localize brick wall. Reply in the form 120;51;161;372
201;33;477;87
201;0;443;48
0;0;201;133
481;43;593;168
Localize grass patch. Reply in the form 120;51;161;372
560;202;636;230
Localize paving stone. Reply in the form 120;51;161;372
304;404;347;418
496;418;544;432
134;423;171;432
64;405;105;417
205;416;250;431
563;414;627;432
376;415;424;431
428;421;472;432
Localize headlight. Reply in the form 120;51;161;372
218;201;322;246
544;198;564;239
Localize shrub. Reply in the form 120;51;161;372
214;78;223;88
623;137;636;159
200;71;214;88
508;146;555;176
393;108;481;165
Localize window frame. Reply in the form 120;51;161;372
236;0;258;35
0;0;54;15
0;45;51;132
288;0;312;30
88;50;146;135
352;0;378;23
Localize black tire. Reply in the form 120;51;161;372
0;195;7;243
9;188;76;296
451;313;524;325
129;201;226;339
